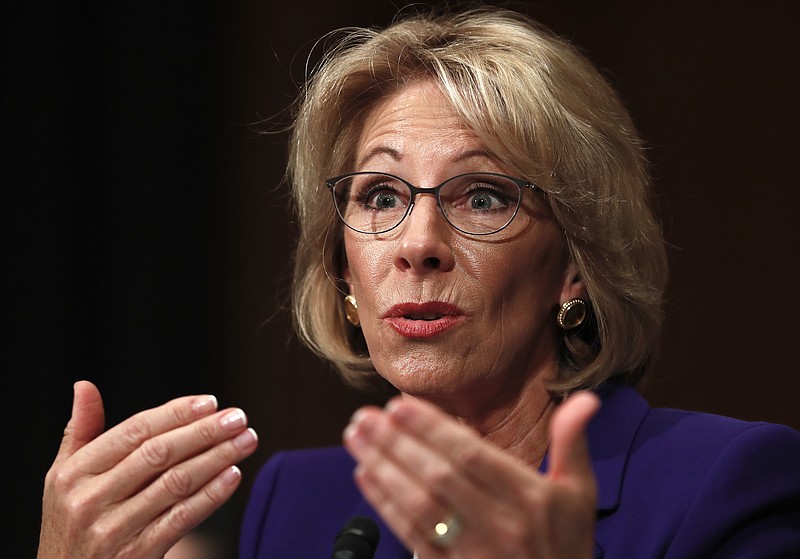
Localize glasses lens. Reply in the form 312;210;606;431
332;173;411;233
439;174;522;234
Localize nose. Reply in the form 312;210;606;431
393;193;455;273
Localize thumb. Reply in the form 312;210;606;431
547;391;600;488
53;380;106;466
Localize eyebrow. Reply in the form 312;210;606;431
355;147;499;171
355;147;400;170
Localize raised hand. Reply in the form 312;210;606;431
344;391;599;558
38;380;258;559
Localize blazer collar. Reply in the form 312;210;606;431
538;383;648;511
585;383;650;512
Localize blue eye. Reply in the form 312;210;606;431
468;190;506;210
367;190;400;210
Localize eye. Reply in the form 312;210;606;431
350;176;408;211
453;178;514;212
468;189;506;210
358;184;405;210
368;189;400;209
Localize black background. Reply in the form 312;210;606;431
4;1;799;557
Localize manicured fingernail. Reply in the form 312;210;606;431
233;427;258;450
349;408;367;425
192;395;218;415
344;422;367;452
220;465;241;485
220;408;246;429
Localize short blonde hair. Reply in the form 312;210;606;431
289;7;668;394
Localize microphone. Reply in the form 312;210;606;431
332;516;380;559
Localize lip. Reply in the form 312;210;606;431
382;301;465;338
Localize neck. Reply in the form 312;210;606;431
405;371;557;468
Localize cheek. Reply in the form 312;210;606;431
343;235;386;296
481;232;568;307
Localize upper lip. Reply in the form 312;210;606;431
382;301;465;320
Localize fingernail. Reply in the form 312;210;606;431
344;422;368;452
233;427;258;450
345;411;376;452
220;408;246;430
349;408;367;425
192;395;218;415
220;465;241;485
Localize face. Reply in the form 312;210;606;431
342;81;581;410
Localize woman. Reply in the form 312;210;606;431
38;7;800;559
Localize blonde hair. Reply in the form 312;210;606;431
288;6;668;394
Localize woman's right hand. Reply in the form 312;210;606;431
37;380;258;559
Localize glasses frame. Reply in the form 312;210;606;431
326;171;541;236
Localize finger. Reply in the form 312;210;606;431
382;397;538;495
70;393;220;475
345;411;452;522
97;407;253;504
52;380;106;468
547;391;600;487
126;465;245;559
351;456;448;556
345;407;495;518
114;425;258;533
344;406;523;554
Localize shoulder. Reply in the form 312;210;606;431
592;385;800;558
593;383;800;467
641;400;799;456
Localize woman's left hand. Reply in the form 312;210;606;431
343;391;600;558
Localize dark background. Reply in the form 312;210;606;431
3;1;798;557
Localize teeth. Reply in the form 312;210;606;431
407;313;442;320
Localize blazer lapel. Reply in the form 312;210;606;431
586;384;650;512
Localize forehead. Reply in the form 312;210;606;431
355;82;490;170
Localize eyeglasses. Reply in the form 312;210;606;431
326;172;540;236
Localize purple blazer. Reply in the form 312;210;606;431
239;385;800;558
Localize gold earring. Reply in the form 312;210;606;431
557;298;587;330
344;294;360;327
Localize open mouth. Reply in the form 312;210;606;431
382;302;464;338
404;312;445;321
384;301;463;320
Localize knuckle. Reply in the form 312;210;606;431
84;515;124;555
166;501;196;533
162;466;194;498
49;465;76;492
85;517;111;540
121;416;153;449
193;418;218;446
210;437;242;462
496;517;527;546
421;461;454;487
61;483;104;522
202;480;228;507
168;400;193;424
406;490;435;516
63;492;92;521
453;441;482;469
140;437;172;469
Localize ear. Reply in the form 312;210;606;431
559;259;586;304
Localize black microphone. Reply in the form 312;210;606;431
332;516;380;559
